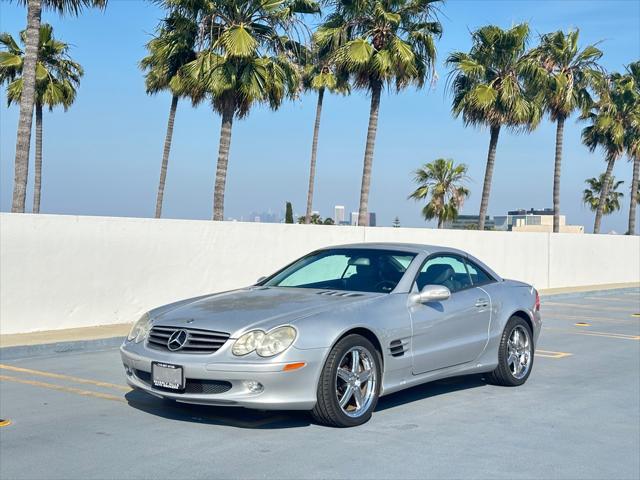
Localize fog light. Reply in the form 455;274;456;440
243;380;264;393
124;365;133;376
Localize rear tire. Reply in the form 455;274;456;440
486;316;534;387
311;334;381;427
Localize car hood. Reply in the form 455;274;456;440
151;286;381;337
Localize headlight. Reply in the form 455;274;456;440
232;326;296;357
257;326;297;357
232;330;265;356
127;313;151;343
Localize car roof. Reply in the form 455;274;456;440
318;242;466;256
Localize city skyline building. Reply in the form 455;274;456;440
334;205;345;225
494;208;583;233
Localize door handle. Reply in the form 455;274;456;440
475;298;489;308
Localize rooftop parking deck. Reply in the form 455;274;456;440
0;288;638;479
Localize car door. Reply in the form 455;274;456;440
409;254;491;375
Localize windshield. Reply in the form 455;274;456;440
263;248;416;293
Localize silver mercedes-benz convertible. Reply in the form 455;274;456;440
121;243;541;427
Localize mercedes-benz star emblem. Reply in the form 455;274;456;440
167;329;188;351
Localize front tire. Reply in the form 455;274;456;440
311;334;381;427
486;316;534;386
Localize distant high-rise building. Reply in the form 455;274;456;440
368;212;376;227
248;210;280;223
351;212;358;226
392;217;401;228
334;205;345;224
493;208;583;233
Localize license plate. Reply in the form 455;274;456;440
152;362;184;390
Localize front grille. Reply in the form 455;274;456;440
133;369;231;395
147;326;230;354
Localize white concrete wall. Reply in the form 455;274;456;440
1;213;639;335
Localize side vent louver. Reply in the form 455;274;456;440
315;290;364;298
389;339;406;357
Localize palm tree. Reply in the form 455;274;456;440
8;0;106;214
447;24;541;230
582;74;629;234
296;213;331;224
622;61;640;235
176;0;318;221
141;10;200;219
583;174;624;218
301;40;349;224
1;24;83;214
526;30;603;233
316;0;443;226
408;158;470;228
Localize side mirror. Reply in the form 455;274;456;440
256;276;267;284
411;284;451;304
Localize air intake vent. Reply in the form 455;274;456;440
389;339;406;357
316;290;364;297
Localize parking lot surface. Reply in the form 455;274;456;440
1;289;639;479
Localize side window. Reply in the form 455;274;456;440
416;255;472;293
465;259;494;286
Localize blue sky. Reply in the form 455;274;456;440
1;0;639;231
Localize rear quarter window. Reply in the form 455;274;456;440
465;259;494;286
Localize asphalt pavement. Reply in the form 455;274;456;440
0;289;638;479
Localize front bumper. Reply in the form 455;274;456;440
120;340;328;411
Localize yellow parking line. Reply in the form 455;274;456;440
0;374;126;403
584;296;639;302
543;302;632;313
574;331;640;340
544;327;640;340
546;313;632;323
0;364;130;392
537;350;572;359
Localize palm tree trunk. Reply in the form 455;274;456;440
11;0;42;213
32;103;43;214
593;158;616;234
627;155;639;235
437;217;443;229
305;88;325;224
552;116;565;233
478;125;501;230
357;82;382;227
155;95;179;219
212;103;234;221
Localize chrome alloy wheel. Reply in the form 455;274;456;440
335;346;377;418
507;325;532;380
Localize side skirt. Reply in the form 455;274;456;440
380;361;497;397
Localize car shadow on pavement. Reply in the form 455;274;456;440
124;389;311;429
124;375;487;429
375;374;487;412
